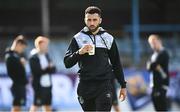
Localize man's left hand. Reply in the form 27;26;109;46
118;88;127;102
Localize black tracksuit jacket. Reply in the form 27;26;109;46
147;49;169;89
29;53;56;89
5;50;27;86
64;27;126;88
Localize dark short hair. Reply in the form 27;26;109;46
85;6;101;17
14;35;27;45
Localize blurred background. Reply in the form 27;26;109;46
0;0;180;111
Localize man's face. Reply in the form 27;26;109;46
84;13;102;32
39;41;49;53
148;36;160;51
16;43;27;54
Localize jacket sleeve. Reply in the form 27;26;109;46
108;39;126;88
149;51;169;71
46;54;56;74
46;65;56;74
64;38;80;68
29;56;50;77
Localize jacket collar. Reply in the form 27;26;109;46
81;26;106;35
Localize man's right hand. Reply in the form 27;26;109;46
78;44;93;55
20;57;26;66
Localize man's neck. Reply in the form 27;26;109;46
92;27;100;35
156;46;164;52
38;50;45;55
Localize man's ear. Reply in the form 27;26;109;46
99;18;102;24
84;18;86;24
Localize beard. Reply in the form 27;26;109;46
88;24;100;33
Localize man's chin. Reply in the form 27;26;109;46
89;27;99;32
90;29;96;32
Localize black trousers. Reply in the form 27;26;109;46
151;88;168;111
77;80;113;111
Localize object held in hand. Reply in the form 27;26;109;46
88;44;95;55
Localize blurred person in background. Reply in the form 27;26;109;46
111;78;121;112
147;34;170;111
29;36;56;112
64;6;126;111
5;35;28;112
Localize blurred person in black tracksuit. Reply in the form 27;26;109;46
64;6;126;111
111;77;121;112
147;34;170;111
5;35;28;112
29;36;56;112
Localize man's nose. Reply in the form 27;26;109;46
90;21;95;25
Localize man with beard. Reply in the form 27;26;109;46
64;6;126;111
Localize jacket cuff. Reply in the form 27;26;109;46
73;50;80;59
119;81;127;88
